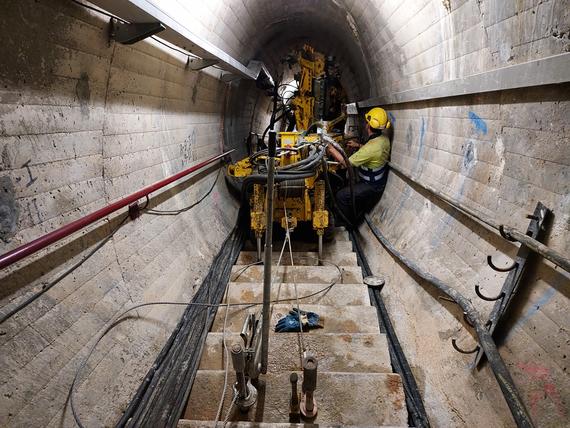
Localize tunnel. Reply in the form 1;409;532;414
0;0;569;426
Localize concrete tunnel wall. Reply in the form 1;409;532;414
0;0;569;426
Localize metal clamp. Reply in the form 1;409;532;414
109;18;165;45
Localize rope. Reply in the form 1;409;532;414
214;289;232;426
282;198;307;365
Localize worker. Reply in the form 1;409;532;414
326;107;391;226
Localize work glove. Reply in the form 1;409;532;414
274;308;323;332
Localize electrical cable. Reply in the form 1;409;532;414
363;214;534;428
0;214;129;325
69;258;342;428
214;286;232;427
349;228;429;428
2;166;223;325
145;168;221;216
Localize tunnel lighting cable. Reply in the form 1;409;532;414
68;265;341;428
0;214;129;325
144;168;221;216
1;167;223;325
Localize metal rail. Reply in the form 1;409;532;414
0;150;233;271
358;53;570;107
364;214;534;428
388;162;570;274
87;0;256;79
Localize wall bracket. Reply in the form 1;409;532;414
110;18;165;44
474;202;550;368
186;57;218;71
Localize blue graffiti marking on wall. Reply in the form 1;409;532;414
468;111;488;135
388;112;396;125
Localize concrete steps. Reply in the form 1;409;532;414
236;251;358;266
243;239;353;253
179;421;406;427
183;371;406;426
211;304;381;334
182;228;407;426
199;333;392;373
225;281;369;305
230;265;363;284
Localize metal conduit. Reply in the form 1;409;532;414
0;150;233;271
364;214;534;428
388;162;570;274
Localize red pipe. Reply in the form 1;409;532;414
0;150;234;271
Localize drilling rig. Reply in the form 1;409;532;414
227;45;347;260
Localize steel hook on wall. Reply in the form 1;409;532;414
487;255;518;272
451;338;480;354
475;285;505;302
499;225;517;242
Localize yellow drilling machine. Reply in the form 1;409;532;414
227;45;347;261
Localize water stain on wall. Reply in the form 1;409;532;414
0;176;19;243
405;122;413;150
462;140;476;170
75;72;91;117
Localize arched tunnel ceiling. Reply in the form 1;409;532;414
217;0;378;151
173;0;376;100
245;1;373;100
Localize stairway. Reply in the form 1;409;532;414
179;228;407;427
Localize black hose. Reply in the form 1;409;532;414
116;210;248;427
321;159;353;228
291;147;326;172
363;214;534;428
261;111;286;145
349;229;430;428
277;145;319;171
0;214;129;325
328;140;357;220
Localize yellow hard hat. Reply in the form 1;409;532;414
365;107;391;129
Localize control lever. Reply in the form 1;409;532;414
300;354;318;419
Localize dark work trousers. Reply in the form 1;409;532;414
335;173;388;226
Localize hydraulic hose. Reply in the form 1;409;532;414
277;145;320;171
321;159;354;228
325;138;357;220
